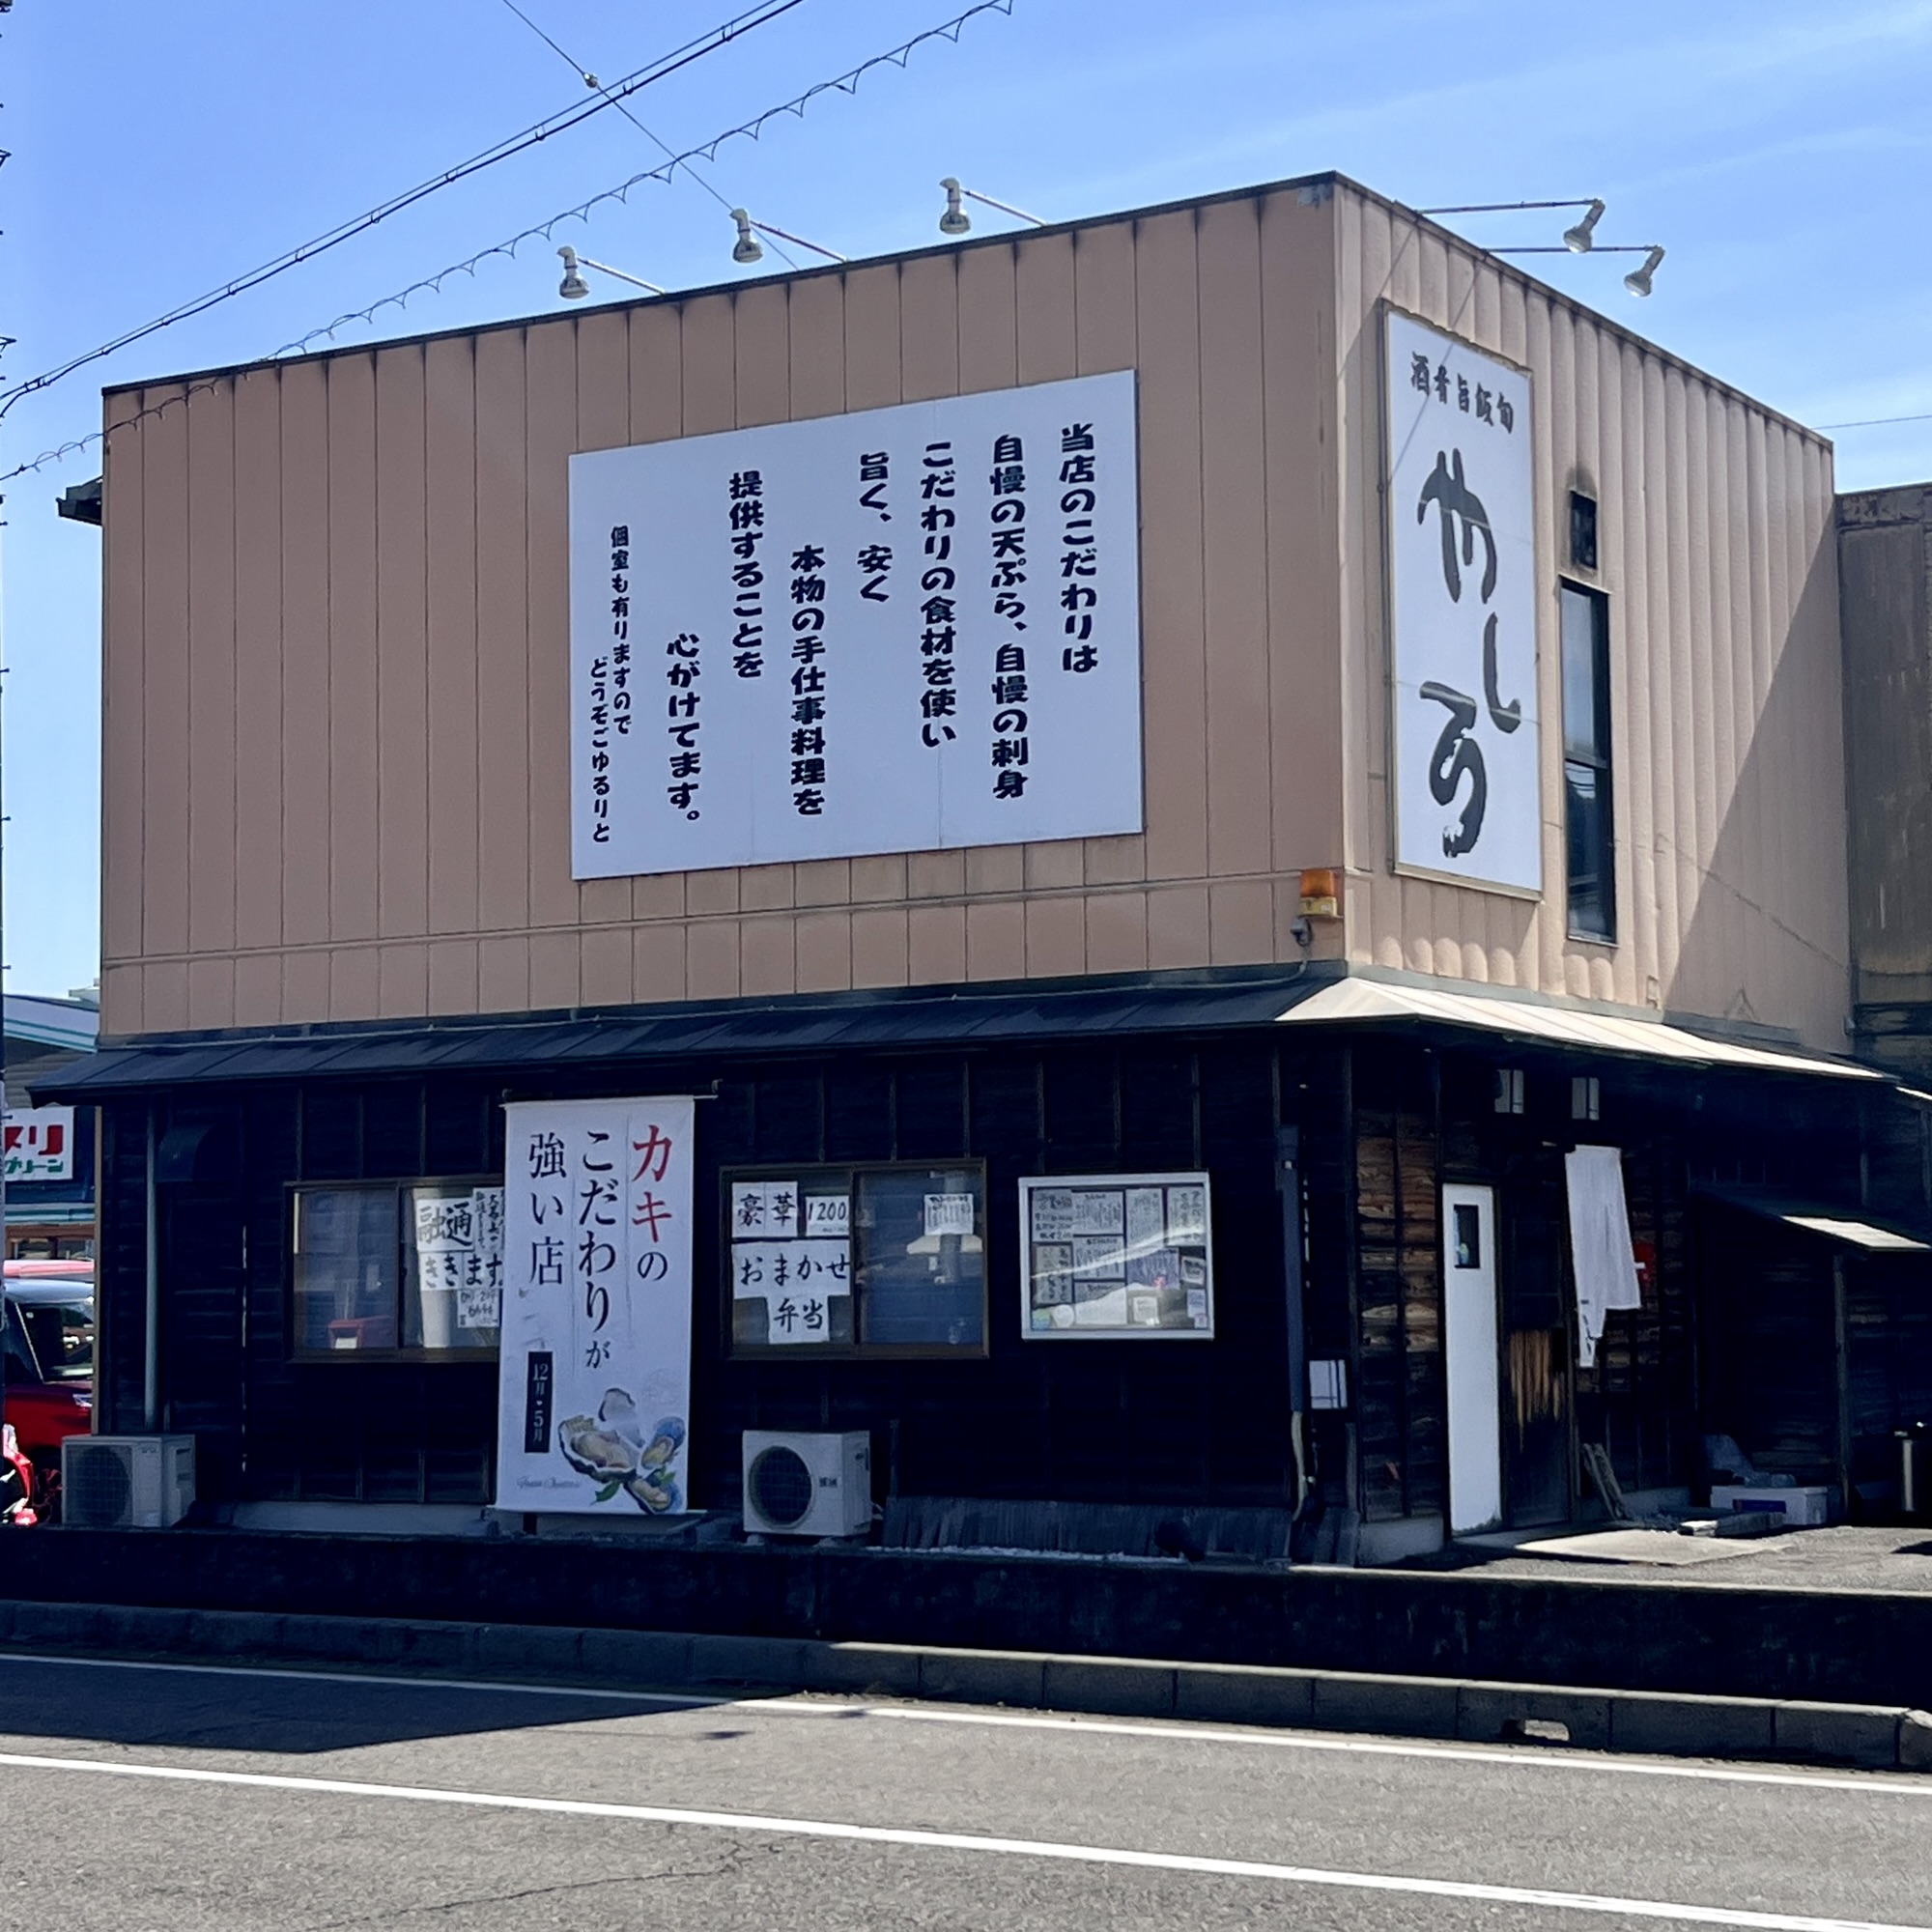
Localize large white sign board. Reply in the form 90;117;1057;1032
1385;311;1540;895
495;1096;696;1516
569;371;1143;878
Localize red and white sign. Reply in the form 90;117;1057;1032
3;1107;75;1181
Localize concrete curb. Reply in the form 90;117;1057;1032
3;1598;1927;1774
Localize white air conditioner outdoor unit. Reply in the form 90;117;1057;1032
742;1430;871;1539
62;1435;196;1529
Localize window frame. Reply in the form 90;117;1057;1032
1559;579;1616;944
286;1174;503;1365
721;1159;990;1362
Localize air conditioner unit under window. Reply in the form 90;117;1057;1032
742;1431;870;1539
61;1435;195;1529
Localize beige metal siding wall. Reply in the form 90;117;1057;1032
98;188;1346;1036
1332;185;1849;1051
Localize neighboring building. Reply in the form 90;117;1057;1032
5;991;99;1258
44;171;1918;1558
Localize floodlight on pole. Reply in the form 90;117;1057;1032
556;244;664;301
1623;245;1665;298
730;209;845;268
1563;198;1606;253
937;177;1046;237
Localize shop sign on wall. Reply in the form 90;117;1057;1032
568;370;1143;878
411;1185;506;1335
1384;310;1541;895
729;1178;854;1346
1018;1172;1213;1338
3;1106;74;1181
495;1097;696;1515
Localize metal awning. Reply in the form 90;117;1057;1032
1693;1183;1931;1253
1274;978;1879;1081
31;972;1325;1099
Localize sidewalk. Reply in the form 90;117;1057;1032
1406;1524;1932;1591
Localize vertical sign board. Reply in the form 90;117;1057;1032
496;1097;696;1516
569;370;1143;878
1385;311;1540;895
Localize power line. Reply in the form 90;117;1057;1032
0;0;807;421
0;0;1017;486
1815;412;1932;431
492;0;801;269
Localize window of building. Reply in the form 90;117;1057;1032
725;1163;986;1357
1569;491;1599;572
1493;1067;1525;1115
291;1179;503;1360
1561;582;1615;942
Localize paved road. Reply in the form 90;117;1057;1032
0;1654;1926;1929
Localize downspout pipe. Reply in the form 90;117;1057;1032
144;1103;158;1433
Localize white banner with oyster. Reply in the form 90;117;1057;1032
495;1096;696;1516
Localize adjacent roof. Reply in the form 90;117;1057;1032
1274;979;1878;1082
35;969;1881;1100
1693;1183;1930;1254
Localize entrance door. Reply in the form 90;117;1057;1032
1442;1184;1503;1534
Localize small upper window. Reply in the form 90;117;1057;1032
1570;492;1599;572
1561;582;1615;942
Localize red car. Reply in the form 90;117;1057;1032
4;1262;95;1519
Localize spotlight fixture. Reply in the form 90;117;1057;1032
1623;244;1665;298
555;244;665;302
937;177;1046;238
729;209;846;267
1563;198;1606;253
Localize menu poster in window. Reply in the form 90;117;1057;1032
496;1097;696;1516
1019;1173;1214;1339
730;1237;854;1345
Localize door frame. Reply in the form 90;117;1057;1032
1441;1182;1503;1535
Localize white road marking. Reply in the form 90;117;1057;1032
0;1747;1916;1931
0;1649;1925;1801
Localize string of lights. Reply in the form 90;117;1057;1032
275;0;1013;356
493;0;800;269
0;0;1017;486
0;0;806;421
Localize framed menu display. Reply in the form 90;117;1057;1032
1017;1173;1213;1339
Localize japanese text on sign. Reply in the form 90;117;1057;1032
569;372;1143;876
497;1098;696;1516
1384;311;1540;894
1019;1172;1214;1338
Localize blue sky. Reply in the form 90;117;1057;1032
3;0;1929;1003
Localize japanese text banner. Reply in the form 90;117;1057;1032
495;1097;696;1515
569;370;1143;878
1385;311;1541;895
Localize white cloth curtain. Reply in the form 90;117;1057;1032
1565;1144;1643;1369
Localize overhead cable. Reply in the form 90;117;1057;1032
0;0;1017;485
492;0;800;267
0;0;807;420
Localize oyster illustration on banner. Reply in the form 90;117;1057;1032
557;1387;645;1486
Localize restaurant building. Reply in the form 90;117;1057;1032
45;170;1914;1559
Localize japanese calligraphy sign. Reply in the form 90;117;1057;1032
3;1106;74;1181
495;1097;696;1515
568;371;1143;877
1384;310;1541;895
729;1179;853;1346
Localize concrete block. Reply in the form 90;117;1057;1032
1898;1710;1932;1772
1610;1692;1775;1757
1312;1671;1461;1740
479;1623;587;1682
1773;1702;1902;1769
275;1614;382;1665
1458;1682;1612;1751
688;1632;806;1688
1174;1663;1316;1729
183;1608;282;1661
800;1641;923;1697
919;1647;1046;1709
578;1627;686;1686
12;1601;110;1650
386;1622;477;1673
1041;1657;1177;1719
